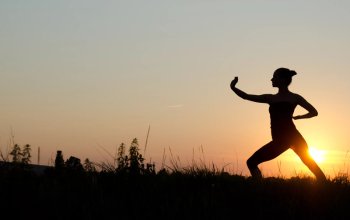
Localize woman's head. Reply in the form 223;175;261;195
271;67;297;87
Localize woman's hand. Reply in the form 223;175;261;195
230;77;238;90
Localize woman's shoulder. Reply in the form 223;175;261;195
290;93;306;101
269;92;301;104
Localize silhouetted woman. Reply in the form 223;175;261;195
230;68;326;181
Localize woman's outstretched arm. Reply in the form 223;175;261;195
293;95;318;120
230;77;272;104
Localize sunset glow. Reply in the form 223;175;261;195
308;147;326;164
1;1;350;178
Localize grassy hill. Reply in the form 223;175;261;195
1;164;350;220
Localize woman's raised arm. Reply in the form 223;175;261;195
230;77;272;103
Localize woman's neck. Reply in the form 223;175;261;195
277;87;290;94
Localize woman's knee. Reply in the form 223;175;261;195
247;156;258;169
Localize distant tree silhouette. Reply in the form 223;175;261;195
114;138;157;175
116;143;128;171
128;138;145;174
65;156;83;172
10;144;22;163
55;150;65;169
83;158;96;172
21;144;31;164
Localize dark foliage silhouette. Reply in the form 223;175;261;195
8;144;32;164
83;158;96;172
21;144;31;164
54;150;65;170
115;138;155;175
65;156;84;172
10;144;22;163
1;138;350;219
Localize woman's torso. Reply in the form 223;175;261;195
268;94;300;141
269;101;296;130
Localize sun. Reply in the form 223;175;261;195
308;147;326;163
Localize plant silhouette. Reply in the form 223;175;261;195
2;138;350;219
55;150;65;170
21;144;31;164
65;156;84;171
230;67;326;181
10;144;22;163
84;158;96;172
9;144;32;164
115;138;155;175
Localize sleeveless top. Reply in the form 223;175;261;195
269;102;298;140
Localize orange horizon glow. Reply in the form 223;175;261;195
1;1;350;179
308;147;326;164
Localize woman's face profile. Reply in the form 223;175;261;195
271;72;288;88
271;73;281;87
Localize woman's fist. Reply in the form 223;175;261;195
230;77;238;90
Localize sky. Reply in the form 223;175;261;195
1;0;350;178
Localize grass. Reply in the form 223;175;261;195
2;137;350;219
1;161;350;220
